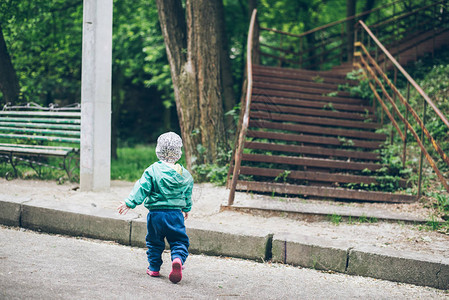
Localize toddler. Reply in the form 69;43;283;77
117;132;194;284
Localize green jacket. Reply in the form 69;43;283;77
125;161;194;212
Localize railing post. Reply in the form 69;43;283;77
390;67;398;144
320;31;324;69
340;22;345;64
380;88;384;126
354;23;358;65
417;99;428;198
299;37;303;67
279;34;283;67
432;4;436;59
402;82;410;168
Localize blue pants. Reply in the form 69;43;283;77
145;209;189;272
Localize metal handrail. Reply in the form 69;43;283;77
228;9;258;206
354;19;449;194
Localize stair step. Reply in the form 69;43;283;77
253;67;355;85
236;180;416;203
250;111;381;130
254;65;357;82
241;153;382;171
238;166;407;188
252;88;365;105
222;198;426;224
247;130;383;150
253;82;353;98
253;75;342;91
251;103;374;121
249;120;386;141
239;166;378;185
252;95;374;113
244;141;380;161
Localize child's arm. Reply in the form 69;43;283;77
117;201;130;215
118;168;153;213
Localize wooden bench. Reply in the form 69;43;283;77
0;103;81;180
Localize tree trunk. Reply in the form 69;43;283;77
361;0;377;22
156;0;227;169
0;24;20;104
346;0;357;62
217;0;236;139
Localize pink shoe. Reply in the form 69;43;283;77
146;268;160;277
169;258;182;283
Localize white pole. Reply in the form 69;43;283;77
80;0;113;191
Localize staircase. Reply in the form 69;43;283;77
230;65;415;203
226;1;449;210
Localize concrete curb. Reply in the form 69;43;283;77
272;232;350;273
347;245;449;290
0;198;447;290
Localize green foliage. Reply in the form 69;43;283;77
111;144;188;182
426;190;449;220
344;69;372;99
358;215;378;223
337;136;354;147
312;75;324;83
0;144;193;183
111;145;159;181
192;147;232;185
1;1;83;104
274;170;291;183
425;216;442;231
329;214;342;225
0;156;79;182
325;91;338;97
322;102;336;111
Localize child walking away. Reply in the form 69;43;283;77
117;132;194;284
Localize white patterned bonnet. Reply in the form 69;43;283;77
155;132;183;163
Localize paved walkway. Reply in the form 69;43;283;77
0;179;448;290
1;226;448;299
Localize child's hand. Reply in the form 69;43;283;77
183;212;189;220
117;202;130;215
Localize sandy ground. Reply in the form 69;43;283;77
1;178;448;259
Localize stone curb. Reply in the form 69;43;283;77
0;199;447;290
272;232;449;290
272;232;350;273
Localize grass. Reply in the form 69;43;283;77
0;144;187;183
112;144;187;181
328;214;379;225
329;214;342;225
111;145;158;181
0;156;78;182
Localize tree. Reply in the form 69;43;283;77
217;0;236;134
346;0;356;61
0;24;20;104
155;0;230;169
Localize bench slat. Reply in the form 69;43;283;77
0;143;76;152
0;117;80;125
0;133;80;143
0;146;73;157
0;126;80;137
0;122;80;131
0;111;80;118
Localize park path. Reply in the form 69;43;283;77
1;226;447;300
